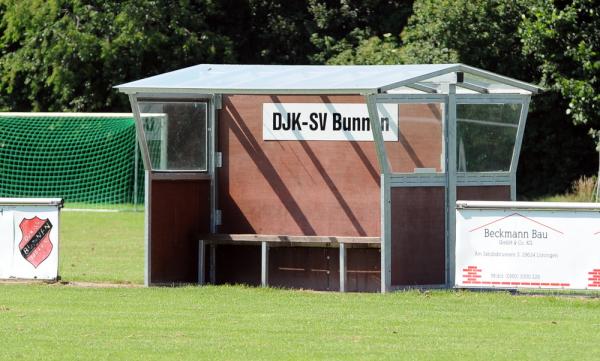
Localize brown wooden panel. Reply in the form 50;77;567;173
214;95;447;291
390;187;446;286
268;247;380;292
150;178;210;284
212;245;380;292
218;95;444;238
214;245;261;286
269;247;333;290
344;248;381;292
219;95;381;237
457;186;511;201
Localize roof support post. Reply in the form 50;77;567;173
128;94;151;171
339;243;347;292
443;84;458;287
509;96;531;200
365;94;391;174
365;93;391;293
144;170;151;286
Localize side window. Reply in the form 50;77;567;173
456;103;522;172
138;101;208;171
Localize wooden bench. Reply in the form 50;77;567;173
198;234;381;292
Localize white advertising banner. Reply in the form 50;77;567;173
456;202;600;290
0;202;61;280
262;103;399;141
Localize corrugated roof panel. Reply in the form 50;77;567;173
116;64;541;94
116;64;457;93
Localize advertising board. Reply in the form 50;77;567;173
0;199;62;280
456;201;600;290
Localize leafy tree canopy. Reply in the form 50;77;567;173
520;0;600;142
0;0;235;111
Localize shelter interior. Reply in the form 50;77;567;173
118;64;539;292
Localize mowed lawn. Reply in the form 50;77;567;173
1;210;599;360
59;210;145;284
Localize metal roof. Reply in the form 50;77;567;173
116;63;542;95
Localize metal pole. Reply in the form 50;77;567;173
133;131;139;209
446;84;457;287
339;243;347;292
596;150;600;202
365;93;392;293
261;241;269;287
198;240;205;285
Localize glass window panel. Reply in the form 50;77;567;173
456;103;521;172
138;101;208;171
386;103;445;173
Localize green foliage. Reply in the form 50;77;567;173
0;0;235;112
520;0;600;142
232;0;315;64
399;0;598;198
401;0;536;78
327;34;403;65
517;93;597;198
308;0;413;64
0;0;597;198
541;175;597;202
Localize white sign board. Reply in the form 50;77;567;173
263;103;399;141
456;202;600;290
0;201;61;280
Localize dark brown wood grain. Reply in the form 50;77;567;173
150;178;210;284
390;187;446;286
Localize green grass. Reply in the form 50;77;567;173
64;202;144;212
0;285;599;361
2;210;599;360
59;210;144;283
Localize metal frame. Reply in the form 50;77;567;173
446;84;457;287
134;98;211;173
144;170;151;286
364;88;532;292
130;92;218;286
123;65;537;291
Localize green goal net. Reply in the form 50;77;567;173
0;114;144;209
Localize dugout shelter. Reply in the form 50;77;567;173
117;64;540;292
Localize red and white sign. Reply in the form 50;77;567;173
456;202;600;290
0;201;61;280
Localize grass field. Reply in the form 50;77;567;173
59;210;145;283
1;210;600;360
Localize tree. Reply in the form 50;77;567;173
400;0;597;198
0;0;235;112
308;0;413;64
520;0;600;141
401;0;536;78
326;34;403;65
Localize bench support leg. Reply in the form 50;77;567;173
209;244;216;284
198;240;205;285
261;241;269;287
339;243;347;292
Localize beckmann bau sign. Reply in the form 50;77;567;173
456;201;600;290
0;199;62;280
263;103;399;141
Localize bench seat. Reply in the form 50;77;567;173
198;234;381;292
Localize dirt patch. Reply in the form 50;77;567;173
54;281;142;288
0;279;142;288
